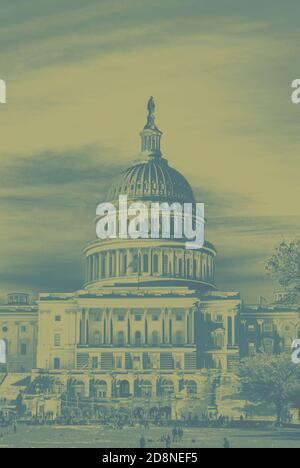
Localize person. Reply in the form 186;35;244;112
223;438;230;449
140;435;146;448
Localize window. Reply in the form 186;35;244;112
93;311;101;322
54;334;61;347
152;331;159;345
143;254;149;273
152;315;159;321
153;254;159;273
116;356;122;368
117;314;125;322
186;259;191;277
2;327;8;333
174;331;184;345
163;255;168;275
135;315;142;321
53;357;60;370
55;315;61;322
176;314;183;321
248;342;256;356
248;324;256;332
135;331;142;346
263;322;273;333
20;343;27;355
21;326;27;333
132;254;139;273
178;259;183;276
92;357;98;369
186;380;197;396
117;331;125;346
0;340;6;364
93;331;101;345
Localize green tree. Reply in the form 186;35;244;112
266;239;300;303
288;384;300;414
239;354;299;424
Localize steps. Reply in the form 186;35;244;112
0;373;30;401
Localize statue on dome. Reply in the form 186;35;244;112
145;96;156;129
147;96;155;114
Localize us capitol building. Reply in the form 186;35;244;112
0;99;299;418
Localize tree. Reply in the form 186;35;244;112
239;354;299;424
288;384;300;415
266;239;300;303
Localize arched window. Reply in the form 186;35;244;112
117;331;125;346
0;339;6;364
143;254;149;273
186;380;197;396
152;331;159;346
153;254;159;273
135;331;142;346
161;380;174;396
93;380;107;398
73;380;85;397
119;380;130;397
139;380;152;397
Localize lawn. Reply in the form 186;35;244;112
0;424;299;448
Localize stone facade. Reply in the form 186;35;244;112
0;100;299;418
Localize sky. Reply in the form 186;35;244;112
0;0;299;303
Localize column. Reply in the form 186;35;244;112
76;311;81;344
169;309;173;344
106;309;110;344
106;252;110;277
108;309;113;344
94;254;98;280
127;249;133;275
86;310;89;345
81;310;86;345
191;308;195;345
144;310;148;344
126;309;130;344
185;309;189;344
164;309;169;343
85;257;88;282
98;253;102;279
116;250;120;277
232;315;236;345
149;248;153;276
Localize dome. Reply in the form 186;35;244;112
107;157;195;204
107;97;194;204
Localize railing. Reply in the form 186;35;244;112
0;372;7;386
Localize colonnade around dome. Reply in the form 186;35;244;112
85;244;215;288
